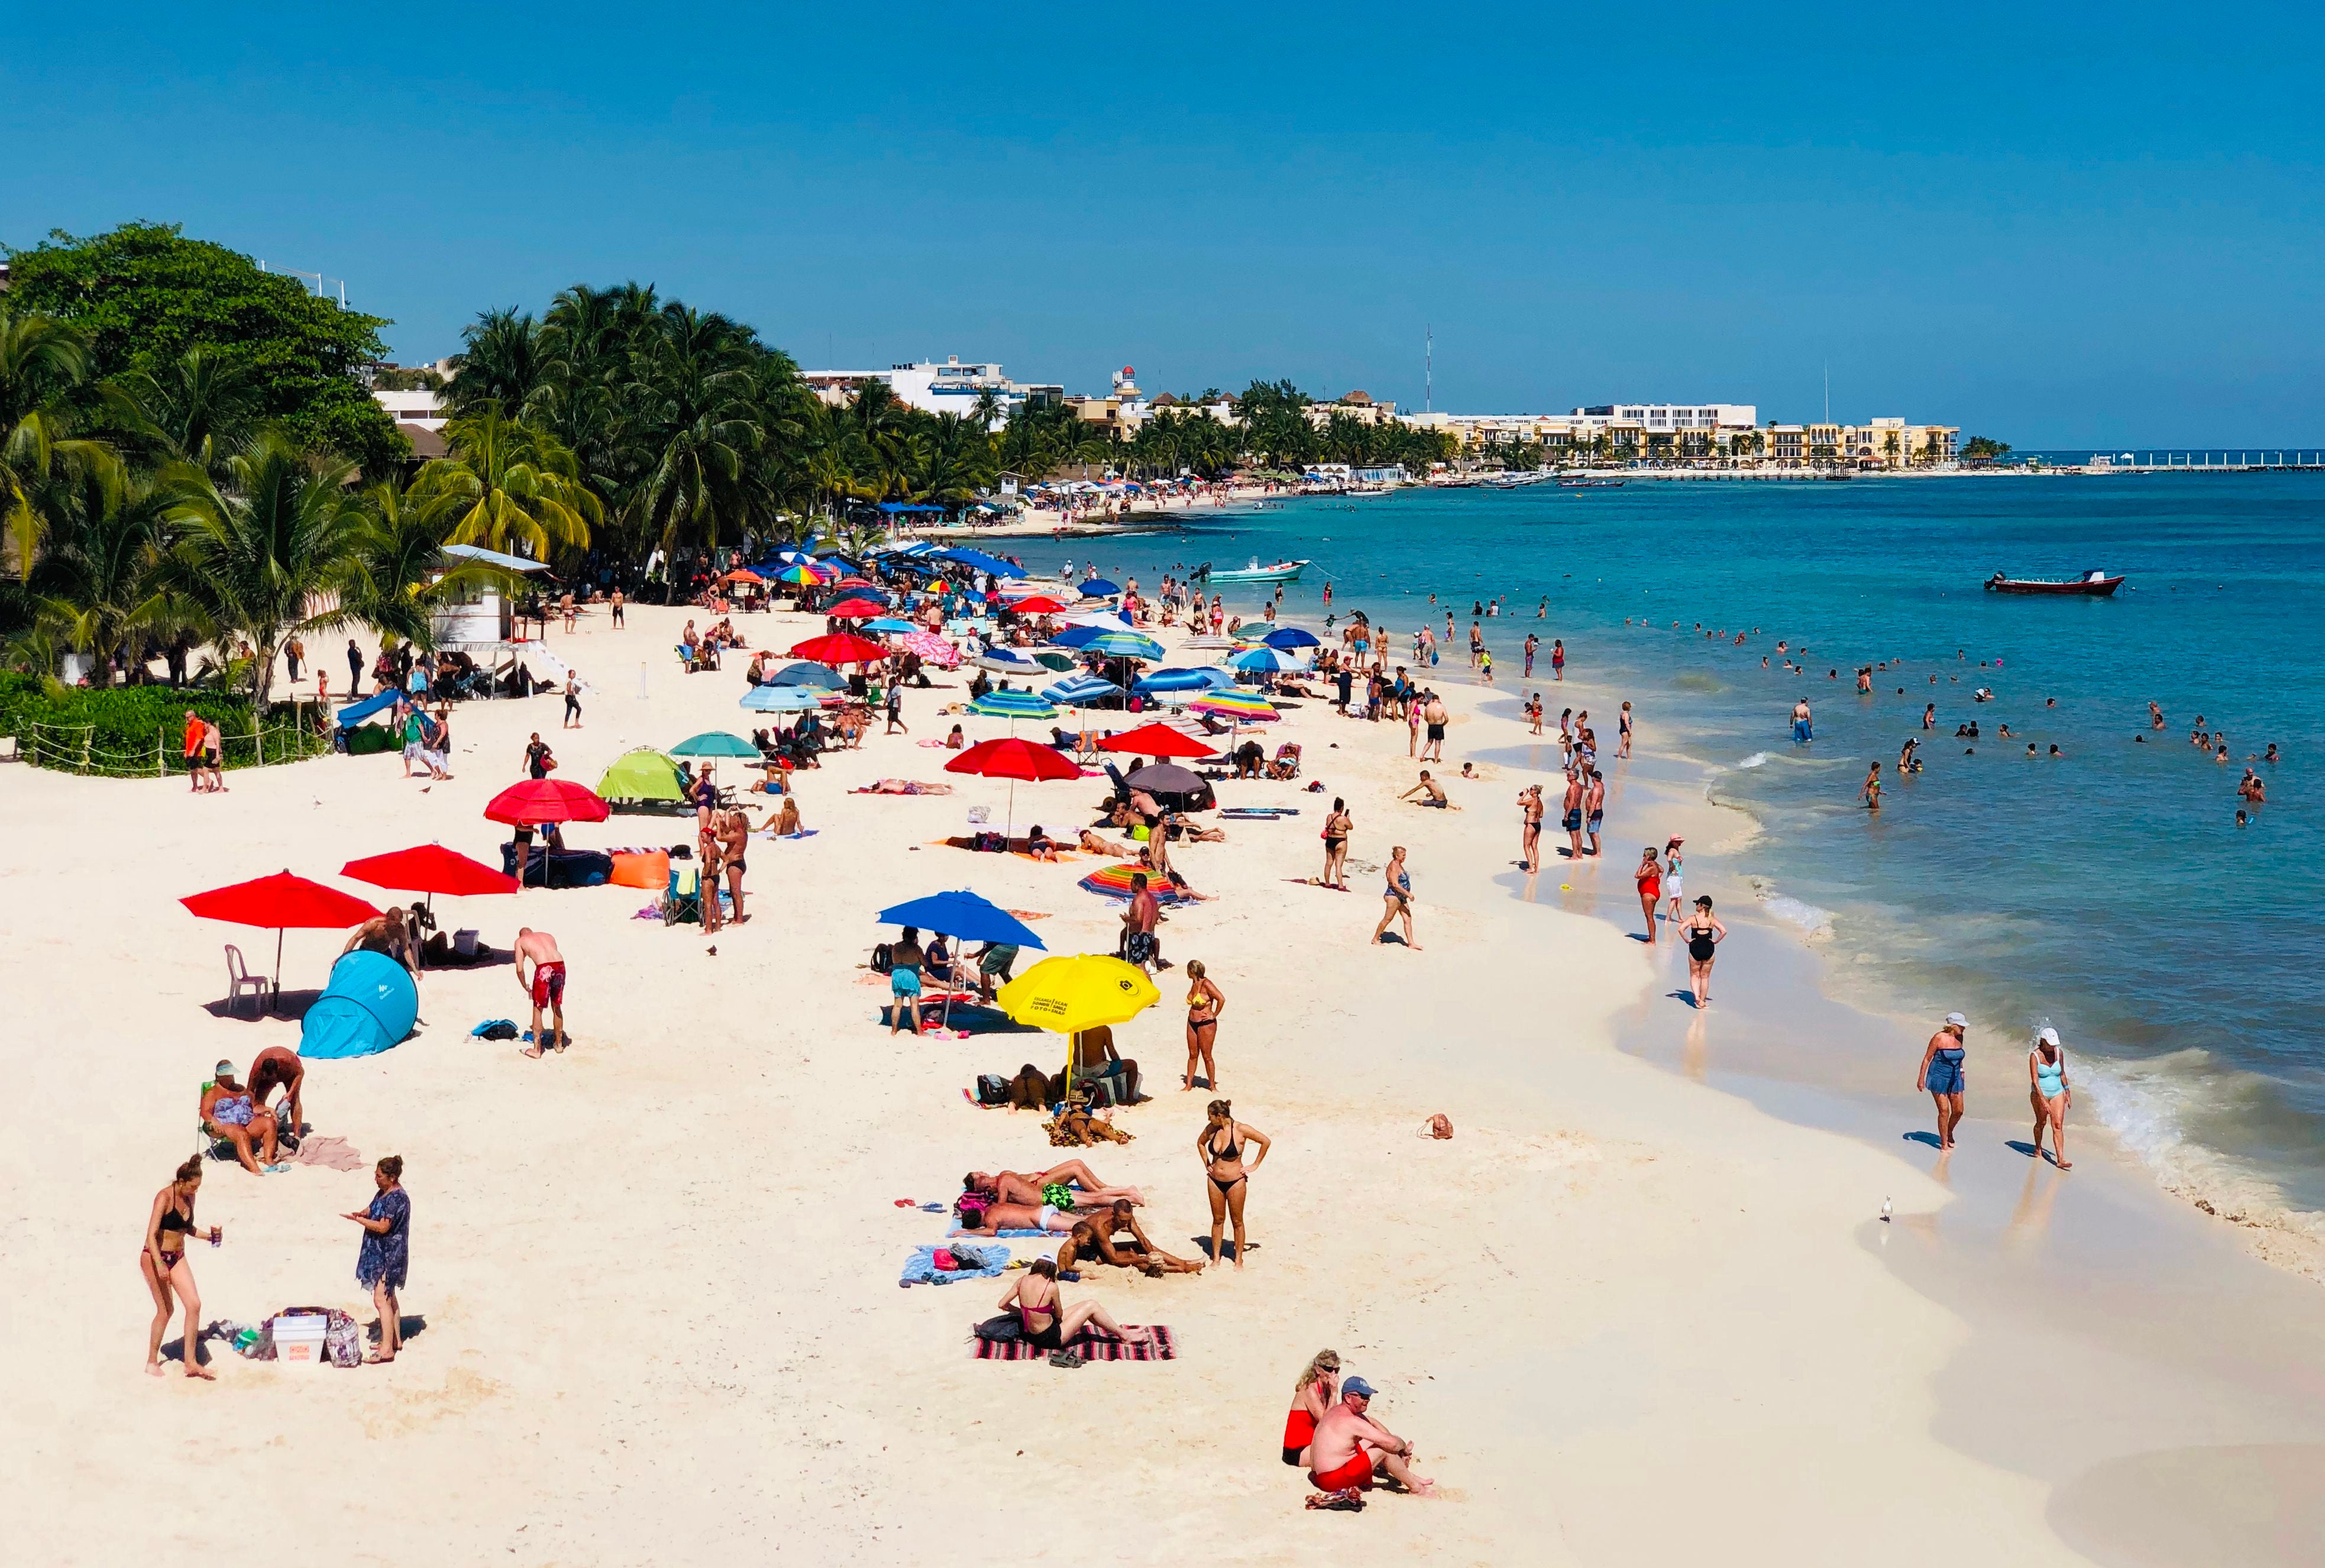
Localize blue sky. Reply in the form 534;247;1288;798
6;3;2322;445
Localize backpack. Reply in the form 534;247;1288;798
975;1073;1010;1106
869;942;895;975
974;1312;1022;1342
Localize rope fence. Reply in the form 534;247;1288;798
16;704;333;778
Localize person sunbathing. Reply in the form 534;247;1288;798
775;797;803;836
1026;825;1060;861
995;1257;1150;1352
200;1060;283;1175
857;779;953;795
966;1162;1143;1207
1162;811;1227;844
1078;828;1136;857
1056;1201;1204;1275
957;1200;1081;1234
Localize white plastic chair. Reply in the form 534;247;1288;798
224;944;271;1018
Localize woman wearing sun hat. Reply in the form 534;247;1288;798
2028;1026;2072;1170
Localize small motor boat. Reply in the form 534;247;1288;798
1984;569;2124;597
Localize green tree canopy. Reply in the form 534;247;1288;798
4;222;405;479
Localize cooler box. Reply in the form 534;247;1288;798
271;1314;329;1368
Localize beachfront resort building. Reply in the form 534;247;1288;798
797;359;1063;429
1765;419;1958;468
1407;402;1957;467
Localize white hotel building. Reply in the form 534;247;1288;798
797;358;1062;428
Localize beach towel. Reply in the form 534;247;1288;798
947;1227;1059;1239
292;1134;364;1172
754;828;819;840
971;1325;1177;1362
900;1243;1010;1288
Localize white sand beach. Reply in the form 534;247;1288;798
5;600;2322;1566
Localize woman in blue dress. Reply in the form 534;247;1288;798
1916;1013;1971;1151
345;1155;410;1364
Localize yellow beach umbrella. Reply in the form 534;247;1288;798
995;954;1160;1099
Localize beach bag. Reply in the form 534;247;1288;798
869;943;895;975
955;1191;993;1226
974;1313;1022;1343
975;1073;1010;1107
972;830;1007;853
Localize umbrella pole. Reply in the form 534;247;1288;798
273;926;284;1012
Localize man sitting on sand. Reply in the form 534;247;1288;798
513;926;568;1057
201;1060;283;1174
1401;771;1451;808
1306;1378;1435;1499
1057;1200;1205;1275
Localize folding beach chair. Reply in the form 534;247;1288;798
1265;743;1302;781
662;862;704;926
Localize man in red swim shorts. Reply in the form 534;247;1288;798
1305;1378;1435;1498
513;926;568;1058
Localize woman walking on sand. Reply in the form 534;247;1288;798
1661;838;1686;924
1199;1099;1270;1268
2028;1027;2072;1169
1680;895;1725;1008
1635;846;1663;943
346;1155;410;1363
142;1156;218;1379
1183;961;1226;1091
1371;846;1419;949
1321;797;1352;889
1917;1012;1970;1151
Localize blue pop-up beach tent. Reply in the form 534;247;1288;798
334;688;402;731
299;949;420;1059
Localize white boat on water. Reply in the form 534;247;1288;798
1346;484;1394;497
1195;558;1310;584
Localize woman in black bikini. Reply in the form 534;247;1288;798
994;1256;1149;1354
1199;1098;1270;1269
1681;895;1726;1010
1320;798;1352;889
1183;960;1225;1091
143;1155;216;1379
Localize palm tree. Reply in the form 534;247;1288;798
628;307;761;553
106;348;260;478
445;308;549;420
1;305;99;576
337;480;515;651
163;434;369;702
20;460;177;685
410;404;600;559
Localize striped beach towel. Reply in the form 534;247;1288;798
972;1326;1176;1362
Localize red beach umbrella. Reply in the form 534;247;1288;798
181;870;384;1007
1010;594;1069;615
341;843;521;911
944;736;1081;830
1097;723;1217;760
790;632;890;665
825;597;888;619
483;779;612;827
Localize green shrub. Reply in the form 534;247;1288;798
0;674;331;776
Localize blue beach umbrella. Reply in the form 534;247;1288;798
1047;625;1107;650
741;684;823;712
1133;667;1224;695
1078;578;1121;597
874;889;1047;950
969;689;1061;720
768;661;845;690
1262;626;1321;650
669;730;761;759
976;646;1044;674
865;617;919;633
1044;676;1124;706
1227;645;1304;674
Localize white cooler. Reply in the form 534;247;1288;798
271;1314;330;1368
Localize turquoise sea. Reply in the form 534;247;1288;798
1007;475;2325;1220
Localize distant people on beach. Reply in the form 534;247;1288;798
1199;1098;1269;1268
1304;1377;1435;1502
345;1155;410;1363
1681;896;1725;1008
1661;839;1685;923
143;1155;218;1379
2028;1027;2072;1170
1183;960;1225;1091
514;927;568;1056
1635;846;1663;942
1371;846;1417;949
1283;1350;1341;1467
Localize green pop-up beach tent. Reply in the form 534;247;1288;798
596;748;687;809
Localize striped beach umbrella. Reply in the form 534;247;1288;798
1076;864;1189;903
1081;630;1165;661
968;689;1060;720
900;631;960;667
1225;645;1304;674
1189;690;1280;723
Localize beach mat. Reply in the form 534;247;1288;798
972;1326;1176;1362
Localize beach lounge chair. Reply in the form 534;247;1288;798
224;944;272;1019
1265;743;1302;781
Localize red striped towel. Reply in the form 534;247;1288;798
972;1326;1176;1362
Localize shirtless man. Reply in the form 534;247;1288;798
1058;1200;1205;1275
1583;765;1606;856
513;926;568;1056
201;1060;281;1174
1517;784;1543;870
716;806;751;924
247;1045;306;1136
1400;771;1450;808
1306;1379;1435;1498
1560;768;1587;859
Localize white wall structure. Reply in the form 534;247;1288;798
373;388;446;431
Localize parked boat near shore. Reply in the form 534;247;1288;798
1984;568;2124;597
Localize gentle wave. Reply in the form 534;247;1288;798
2073;1052;2320;1236
1758;891;1835;937
1737;751;1770;769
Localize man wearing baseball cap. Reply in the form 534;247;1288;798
1304;1376;1435;1499
1916;1012;1971;1150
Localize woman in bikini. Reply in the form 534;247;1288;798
1199;1098;1270;1269
1320;798;1352;889
1681;895;1726;1009
995;1257;1149;1353
1183;960;1225;1091
1283;1349;1342;1466
1635;845;1663;944
142;1155;217;1379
